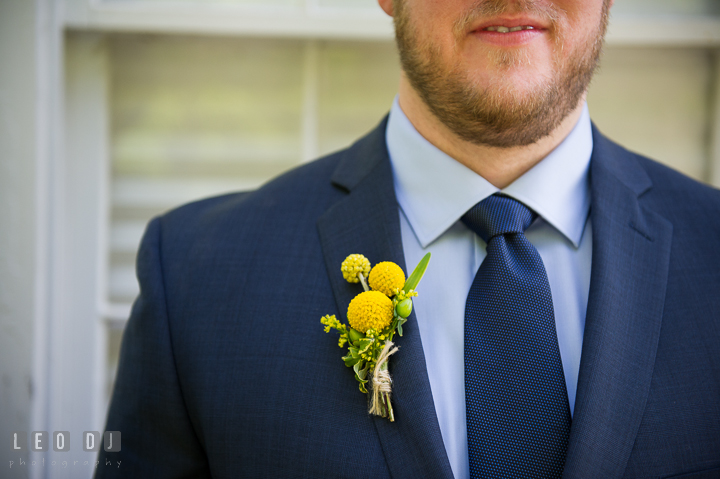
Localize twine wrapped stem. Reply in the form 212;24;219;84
369;340;399;421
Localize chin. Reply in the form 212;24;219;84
469;66;554;100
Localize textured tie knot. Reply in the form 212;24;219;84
462;194;536;243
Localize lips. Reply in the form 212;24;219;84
484;25;537;33
469;16;548;46
470;16;549;33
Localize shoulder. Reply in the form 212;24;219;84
137;116;389;277
152;116;389;247
162;152;344;229
613;144;720;266
152;149;349;254
594;131;720;226
632;151;720;230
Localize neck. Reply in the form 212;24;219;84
397;75;586;189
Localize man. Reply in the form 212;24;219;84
98;0;720;477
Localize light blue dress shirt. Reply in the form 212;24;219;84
385;98;593;479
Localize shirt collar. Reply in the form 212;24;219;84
386;97;592;248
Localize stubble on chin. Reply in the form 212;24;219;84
393;0;609;148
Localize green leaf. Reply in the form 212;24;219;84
342;355;361;367
348;328;364;343
354;338;374;354
354;362;369;381
343;356;361;367
396;317;407;337
342;348;362;367
403;252;431;292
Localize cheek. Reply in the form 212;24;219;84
405;0;472;38
557;0;607;36
552;0;606;16
404;0;449;22
554;3;606;57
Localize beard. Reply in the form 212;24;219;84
393;0;610;148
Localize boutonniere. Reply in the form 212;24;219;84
321;252;431;422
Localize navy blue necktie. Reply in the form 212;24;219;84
462;194;571;479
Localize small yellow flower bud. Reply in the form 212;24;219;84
341;254;371;283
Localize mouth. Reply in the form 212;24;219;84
469;14;550;32
483;25;537;33
469;17;548;46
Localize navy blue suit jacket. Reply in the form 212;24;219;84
98;118;720;478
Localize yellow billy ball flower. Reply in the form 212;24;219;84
368;261;406;297
341;254;371;283
347;291;394;333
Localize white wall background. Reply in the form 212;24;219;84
1;1;719;478
1;2;41;478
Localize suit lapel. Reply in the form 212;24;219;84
317;119;455;479
563;128;673;478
